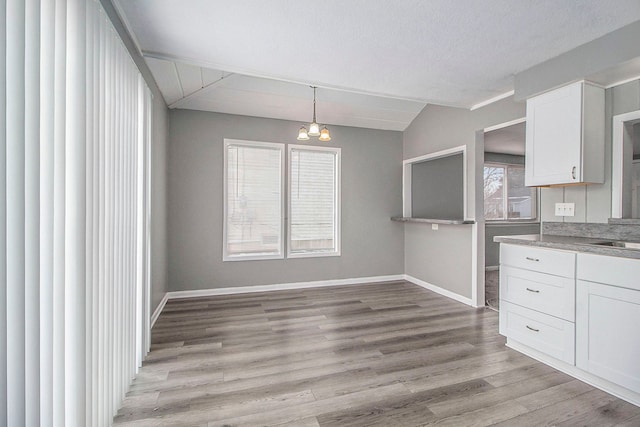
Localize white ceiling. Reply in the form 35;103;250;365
144;57;425;131
114;0;640;130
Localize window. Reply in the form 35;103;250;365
223;140;284;260
288;145;341;257
484;163;537;221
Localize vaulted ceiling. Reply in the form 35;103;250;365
113;0;640;131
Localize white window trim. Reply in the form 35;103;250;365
484;162;538;222
287;144;341;259
223;139;285;261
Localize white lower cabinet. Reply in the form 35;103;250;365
499;244;640;406
576;280;640;394
576;253;640;395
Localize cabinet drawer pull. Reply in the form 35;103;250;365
572;166;577;180
526;288;540;293
525;257;540;262
526;325;540;332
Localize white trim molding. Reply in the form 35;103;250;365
165;275;406;300
470;90;515;111
404;275;474;307
612;109;640;219
150;293;169;328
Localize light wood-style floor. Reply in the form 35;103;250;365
114;281;640;426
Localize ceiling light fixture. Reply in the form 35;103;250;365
297;86;331;141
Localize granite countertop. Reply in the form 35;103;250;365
494;234;640;260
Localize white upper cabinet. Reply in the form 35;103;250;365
525;81;604;186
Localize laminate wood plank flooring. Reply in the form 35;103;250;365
114;281;640;426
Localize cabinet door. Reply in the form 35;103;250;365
576;280;640;393
525;82;583;186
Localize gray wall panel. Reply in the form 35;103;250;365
403;97;525;302
411;154;464;220
167;110;404;291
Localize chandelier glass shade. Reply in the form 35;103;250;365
297;86;330;141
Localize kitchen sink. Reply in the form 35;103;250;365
590;241;640;250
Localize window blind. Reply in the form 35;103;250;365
224;141;284;260
289;147;340;256
0;0;153;425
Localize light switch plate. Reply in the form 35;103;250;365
555;203;564;216
432;224;439;230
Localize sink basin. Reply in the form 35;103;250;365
591;241;640;250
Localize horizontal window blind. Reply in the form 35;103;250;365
0;0;152;425
289;146;340;256
224;140;284;260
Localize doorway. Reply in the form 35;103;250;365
482;119;540;310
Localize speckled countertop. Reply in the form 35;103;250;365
494;234;640;260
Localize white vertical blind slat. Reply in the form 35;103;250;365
64;0;87;424
25;0;41;424
0;0;7;424
52;0;67;424
84;0;96;424
39;0;55;424
6;0;26;425
97;12;107;423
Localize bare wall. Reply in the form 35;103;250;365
168;110;404;291
403;98;525;300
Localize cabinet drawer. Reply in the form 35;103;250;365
500;244;575;277
577;253;640;291
500;266;575;321
500;301;575;365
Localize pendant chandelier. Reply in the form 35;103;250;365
297;86;331;141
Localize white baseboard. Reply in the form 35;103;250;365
150;293;169;328
165;274;406;300
404;275;474;307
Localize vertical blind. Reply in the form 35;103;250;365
224;140;283;260
1;0;152;425
289;147;340;255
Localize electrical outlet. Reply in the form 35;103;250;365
432;224;439;231
554;203;576;217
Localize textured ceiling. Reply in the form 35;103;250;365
114;0;640;129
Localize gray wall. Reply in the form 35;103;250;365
102;0;169;313
484;153;525;165
403;98;526;300
150;97;169;311
411;154;463;220
168;110;404;291
540;78;640;224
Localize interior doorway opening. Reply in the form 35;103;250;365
482;119;540;310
